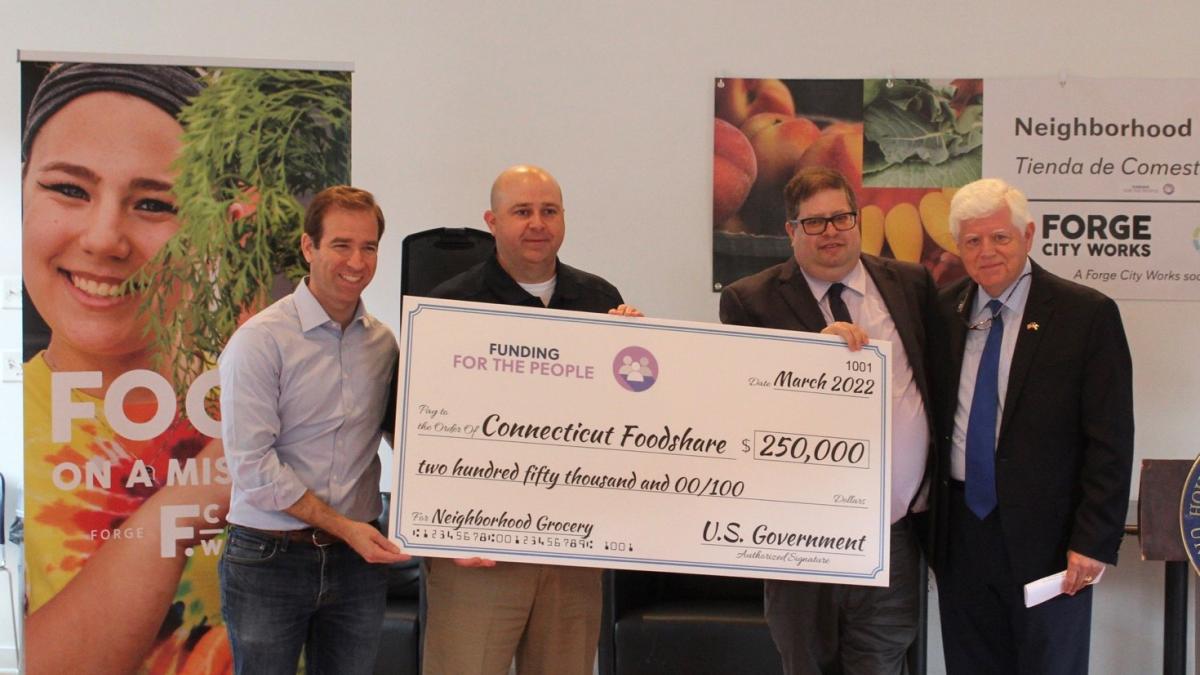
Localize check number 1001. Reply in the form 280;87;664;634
753;431;869;468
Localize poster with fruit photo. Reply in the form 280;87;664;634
21;57;351;674
713;77;983;290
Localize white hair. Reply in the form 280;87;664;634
949;178;1034;240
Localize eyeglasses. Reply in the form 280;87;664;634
962;272;1031;331
965;312;1001;331
788;211;858;236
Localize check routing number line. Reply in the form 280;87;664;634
420;524;589;538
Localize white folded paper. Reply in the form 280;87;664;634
1023;567;1104;607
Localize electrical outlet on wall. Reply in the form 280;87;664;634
1;277;20;309
2;352;21;382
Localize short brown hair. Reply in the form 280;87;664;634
303;185;385;245
783;167;858;221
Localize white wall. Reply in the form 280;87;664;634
2;1;1199;672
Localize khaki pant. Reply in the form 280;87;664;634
422;559;602;675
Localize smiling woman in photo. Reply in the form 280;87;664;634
21;62;232;675
21;60;355;675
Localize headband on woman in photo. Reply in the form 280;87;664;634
22;62;202;161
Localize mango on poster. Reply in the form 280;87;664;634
857;186;967;286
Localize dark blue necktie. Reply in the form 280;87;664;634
965;299;1003;519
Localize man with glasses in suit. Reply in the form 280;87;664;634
720;167;939;675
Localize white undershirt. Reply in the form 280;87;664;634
519;277;556;306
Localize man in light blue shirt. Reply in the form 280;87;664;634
219;185;408;675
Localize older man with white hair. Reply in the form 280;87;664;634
931;178;1134;674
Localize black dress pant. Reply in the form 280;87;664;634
937;484;1092;675
764;517;921;675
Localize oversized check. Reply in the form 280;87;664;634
389;297;893;585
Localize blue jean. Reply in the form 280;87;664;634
219;525;388;675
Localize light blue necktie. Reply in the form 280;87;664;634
965;299;1003;519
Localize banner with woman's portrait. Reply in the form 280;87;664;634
20;55;352;674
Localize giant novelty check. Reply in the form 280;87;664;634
390;297;893;584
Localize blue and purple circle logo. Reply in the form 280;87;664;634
612;346;658;392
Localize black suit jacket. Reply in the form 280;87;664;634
720;254;940;547
930;260;1134;584
429;255;623;312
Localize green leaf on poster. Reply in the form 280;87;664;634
863;146;982;187
862;78;982;188
863;142;890;175
863;79;886;108
951;104;983;154
131;69;353;398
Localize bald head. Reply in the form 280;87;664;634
484;164;567;284
490;164;563;211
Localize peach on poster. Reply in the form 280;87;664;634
713;118;757;227
743;114;822;207
796;130;863;193
715;78;795;128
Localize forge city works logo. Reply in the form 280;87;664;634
612;346;658;392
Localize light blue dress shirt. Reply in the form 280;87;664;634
950;259;1033;481
219;279;398;530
